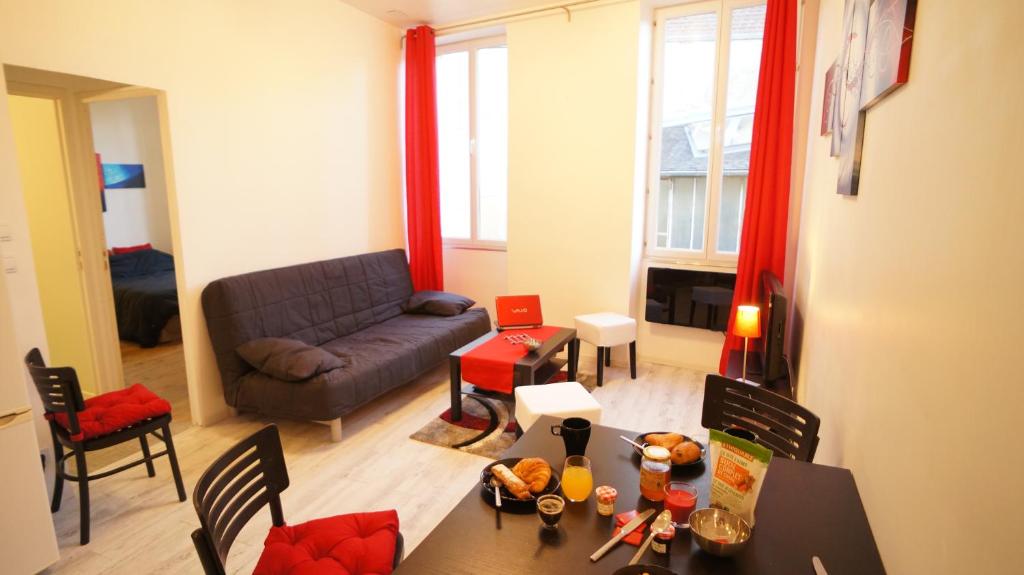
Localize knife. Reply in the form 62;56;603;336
812;556;828;575
589;508;656;562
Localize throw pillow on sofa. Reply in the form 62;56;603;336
403;290;476;317
237;338;345;382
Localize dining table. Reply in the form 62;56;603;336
394;415;886;574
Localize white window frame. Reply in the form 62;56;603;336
645;0;765;268
436;35;508;252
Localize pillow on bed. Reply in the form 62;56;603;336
236;338;345;382
403;290;475;316
112;243;152;254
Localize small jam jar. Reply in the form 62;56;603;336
639;445;672;502
651;523;676;556
595;485;618;516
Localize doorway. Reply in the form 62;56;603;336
87;94;190;436
4;67;191;470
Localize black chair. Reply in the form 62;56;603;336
191;424;404;574
24;348;187;545
701;374;821;461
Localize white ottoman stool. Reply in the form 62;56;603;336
574;312;637;387
514;382;603;432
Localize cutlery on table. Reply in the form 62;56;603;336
619;435;646;450
629;510;673;565
490;477;502;508
812;556;828;575
590;508;656;562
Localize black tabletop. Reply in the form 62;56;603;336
396;416;885;574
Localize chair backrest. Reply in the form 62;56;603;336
24;348;86;436
191;424;290;575
701;374;821;462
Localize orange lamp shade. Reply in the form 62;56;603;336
733;305;761;338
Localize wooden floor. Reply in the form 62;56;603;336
42;360;708;574
77;341;190;471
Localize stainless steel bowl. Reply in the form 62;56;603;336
688;507;752;557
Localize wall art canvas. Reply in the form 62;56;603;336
102;163;146;189
833;0;870;196
860;0;917;110
821;59;838;137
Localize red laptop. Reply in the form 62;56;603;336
495;294;543;330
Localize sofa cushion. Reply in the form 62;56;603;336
402;290;475;317
51;384;171;441
237;338;345;382
254;510;399;575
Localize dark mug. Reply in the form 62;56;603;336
551;417;591;457
724;426;757;442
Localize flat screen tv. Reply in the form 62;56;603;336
760;271;787;382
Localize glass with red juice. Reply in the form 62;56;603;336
663;481;698;526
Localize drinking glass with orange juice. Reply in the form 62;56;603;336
561;455;593;502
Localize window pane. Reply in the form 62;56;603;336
657;11;717;251
716;4;765;254
436;51;471;239
718;176;746;253
475;46;508;242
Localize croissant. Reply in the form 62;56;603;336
645;432;685;450
491;464;532;499
512;457;552;494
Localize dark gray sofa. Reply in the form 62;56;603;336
201;249;490;439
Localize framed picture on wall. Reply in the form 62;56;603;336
101;163;146;189
860;0;918;110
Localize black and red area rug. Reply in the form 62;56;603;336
410;372;595;459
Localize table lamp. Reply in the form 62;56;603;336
733;305;760;383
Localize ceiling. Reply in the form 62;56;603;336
338;0;568;29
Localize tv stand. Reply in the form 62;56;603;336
725;349;793;399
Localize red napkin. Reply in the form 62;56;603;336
613;509;647;546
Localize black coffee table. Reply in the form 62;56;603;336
449;328;578;421
395;416;885;574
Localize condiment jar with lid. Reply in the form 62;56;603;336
639;445;671;502
595;485;618;516
651;523;676;555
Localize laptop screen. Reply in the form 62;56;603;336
495;294;543;329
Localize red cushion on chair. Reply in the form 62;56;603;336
254;510;399;575
51;383;171;441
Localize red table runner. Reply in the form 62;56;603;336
461;326;564;394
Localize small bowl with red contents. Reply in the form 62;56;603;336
689;507;752;557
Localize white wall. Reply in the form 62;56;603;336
90;96;172;253
0;0;404;424
506;1;649;364
0;92;51;457
443;247;506;323
793;1;1024;572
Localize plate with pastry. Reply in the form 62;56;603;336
632;432;706;468
480;457;560;512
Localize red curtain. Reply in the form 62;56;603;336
404;25;444;291
719;0;797;374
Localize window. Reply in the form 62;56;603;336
436;37;508;249
647;1;766;265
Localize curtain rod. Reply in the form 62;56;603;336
434;0;605;34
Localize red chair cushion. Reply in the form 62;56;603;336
254;510;399;575
51;383;171;441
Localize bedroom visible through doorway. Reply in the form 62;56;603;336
88;95;190;440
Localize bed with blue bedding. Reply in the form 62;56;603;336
109;249;179;348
